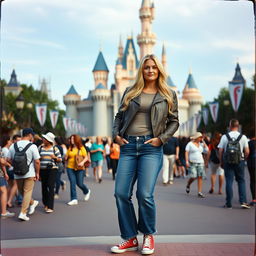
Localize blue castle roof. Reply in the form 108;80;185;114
93;51;109;72
122;38;139;69
167;75;176;88
185;73;197;89
95;83;106;89
8;69;19;87
232;63;245;83
66;85;78;95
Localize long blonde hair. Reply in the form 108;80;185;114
121;54;173;113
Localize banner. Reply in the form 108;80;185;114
209;102;219;123
49;110;59;129
71;119;76;133
35;104;47;127
229;82;244;112
63;117;70;131
202;108;209;126
196;112;202;128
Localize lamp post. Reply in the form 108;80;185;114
15;93;25;129
27;102;33;127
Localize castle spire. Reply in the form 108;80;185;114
118;35;123;60
162;43;167;72
137;0;156;59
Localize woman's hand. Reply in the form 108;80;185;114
144;137;162;147
186;161;190;169
115;135;129;146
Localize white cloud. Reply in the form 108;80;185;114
5;59;40;65
211;39;251;52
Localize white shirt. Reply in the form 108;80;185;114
105;144;110;155
8;140;40;179
218;131;249;158
2;147;13;171
185;141;206;164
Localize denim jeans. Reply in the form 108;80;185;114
66;168;89;200
55;170;64;195
224;161;247;207
114;135;163;240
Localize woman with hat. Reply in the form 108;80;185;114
39;132;62;213
185;132;208;198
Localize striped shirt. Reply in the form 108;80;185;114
39;146;61;170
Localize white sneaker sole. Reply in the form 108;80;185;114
111;246;138;253
141;249;155;255
28;201;39;215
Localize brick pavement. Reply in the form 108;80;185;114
1;243;255;256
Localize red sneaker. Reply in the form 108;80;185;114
111;237;138;253
141;235;154;255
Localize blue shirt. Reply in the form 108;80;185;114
90;143;104;162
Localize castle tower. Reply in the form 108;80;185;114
4;69;22;96
39;78;51;98
63;85;81;121
118;36;124;61
137;0;156;59
91;84;111;136
162;43;167;72
182;71;203;119
92;51;109;88
230;62;246;87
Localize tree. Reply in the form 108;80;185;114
1;80;66;137
199;86;255;137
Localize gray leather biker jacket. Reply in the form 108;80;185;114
112;87;179;144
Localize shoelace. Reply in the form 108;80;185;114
120;240;129;247
143;236;152;248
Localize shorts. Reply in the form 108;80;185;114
7;169;14;180
0;177;7;187
209;162;224;176
91;160;103;168
188;162;206;178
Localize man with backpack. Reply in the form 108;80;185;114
218;119;250;209
7;128;40;221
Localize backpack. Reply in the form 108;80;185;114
224;133;242;164
13;143;33;175
210;148;220;164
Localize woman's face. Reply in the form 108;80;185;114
70;136;75;145
143;59;159;83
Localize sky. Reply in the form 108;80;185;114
1;0;254;110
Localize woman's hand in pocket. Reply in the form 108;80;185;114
115;135;128;146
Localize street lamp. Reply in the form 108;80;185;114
15;93;25;110
27;102;33;127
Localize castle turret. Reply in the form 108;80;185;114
92;51;109;88
162;43;167;72
4;69;22;96
91;84;111;136
137;0;156;59
63;85;81;121
230;62;246;87
118;36;124;61
182;71;203;119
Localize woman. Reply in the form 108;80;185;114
185;132;208;198
111;54;179;255
109;141;120;180
90;136;104;183
65;134;90;206
1;135;17;208
39;132;62;213
207;132;224;194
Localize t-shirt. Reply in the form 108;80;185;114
185;141;207;164
66;146;87;170
2;147;13;171
218;131;248;159
105;144;110;155
110;143;120;160
90;143;104;162
8;140;40;179
39;146;61;170
163;137;179;155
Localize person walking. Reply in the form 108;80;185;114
218;119;250;209
65;134;91;206
109;142;120;180
90;136;104;183
185;132;208;198
162;136;179;185
207;132;224;195
111;54;179;255
7;128;40;221
39;132;62;213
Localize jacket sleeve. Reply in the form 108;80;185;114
112;87;129;140
158;90;179;144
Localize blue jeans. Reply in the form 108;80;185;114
66;168;89;200
224;161;247;207
114;135;163;240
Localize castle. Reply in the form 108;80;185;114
63;0;204;137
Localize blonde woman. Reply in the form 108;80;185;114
111;54;179;255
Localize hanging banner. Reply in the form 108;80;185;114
196;112;202;128
202;108;209;126
35;103;47;127
63;117;69;131
229;82;244;112
71;119;76;133
209;102;219;123
49;110;59;129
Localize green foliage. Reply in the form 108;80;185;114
199;86;255;137
1;80;66;137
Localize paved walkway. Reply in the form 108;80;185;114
1;235;255;256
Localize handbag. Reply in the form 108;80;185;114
75;149;86;170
